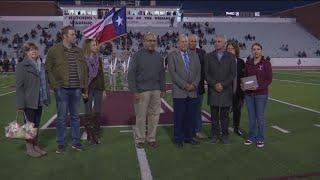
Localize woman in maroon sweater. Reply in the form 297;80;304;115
242;43;272;148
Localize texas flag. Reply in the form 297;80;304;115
83;7;127;44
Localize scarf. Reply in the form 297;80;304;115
85;55;99;85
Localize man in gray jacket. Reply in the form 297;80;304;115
204;35;236;144
168;34;201;148
128;32;165;149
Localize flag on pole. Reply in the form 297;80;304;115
83;7;127;44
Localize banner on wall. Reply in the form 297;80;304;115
63;15;97;27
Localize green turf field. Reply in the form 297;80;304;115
0;70;319;180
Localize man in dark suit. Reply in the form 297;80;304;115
168;34;201;148
188;35;207;139
226;41;245;136
204;35;236;144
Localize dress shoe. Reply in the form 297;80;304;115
174;142;183;148
184;139;200;145
147;141;160;148
234;128;243;136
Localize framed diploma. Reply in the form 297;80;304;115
241;75;259;90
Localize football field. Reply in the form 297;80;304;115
0;70;319;180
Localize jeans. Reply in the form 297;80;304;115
194;95;203;134
245;94;268;142
55;87;81;146
84;89;103;114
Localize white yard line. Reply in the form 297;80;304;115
120;130;133;133
0;90;15;97
269;97;320;114
273;72;320;78
271;125;290;133
273;78;320;86
314;124;320;128
132;130;153;180
161;98;173;111
0;85;12;88
40;114;57;130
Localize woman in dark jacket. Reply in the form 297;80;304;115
242;43;272;148
16;42;50;157
82;39;105;144
226;41;245;136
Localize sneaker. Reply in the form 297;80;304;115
184;139;200;145
244;139;253;145
256;141;265;148
71;143;84;151
56;145;65;154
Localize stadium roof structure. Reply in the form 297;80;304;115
56;0;319;14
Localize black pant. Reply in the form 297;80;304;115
24;107;43;128
210;106;230;137
232;95;243;130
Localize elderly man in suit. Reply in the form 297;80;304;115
205;35;236;144
168;34;201;148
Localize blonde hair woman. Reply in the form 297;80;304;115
82;39;105;144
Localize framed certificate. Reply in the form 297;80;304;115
241;75;259;90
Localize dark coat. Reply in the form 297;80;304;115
16;59;50;109
204;51;236;107
234;57;245;99
196;48;206;95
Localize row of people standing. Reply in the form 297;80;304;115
128;33;272;149
16;26;105;157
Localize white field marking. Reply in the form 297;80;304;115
0;85;12;88
273;78;320;86
0;90;15;97
120;130;133;133
40;113;85;130
269;97;320;114
314;124;320;128
132;130;153;180
271;125;290;133
40;114;57;130
306;72;320;74
201;110;210;116
161;98;173;111
273;72;320;78
44;124;134;129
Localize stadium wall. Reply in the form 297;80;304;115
273;2;320;39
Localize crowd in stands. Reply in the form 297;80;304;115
280;44;289;51
244;34;256;41
1;20;319;74
297;51;307;58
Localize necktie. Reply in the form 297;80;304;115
183;52;190;72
